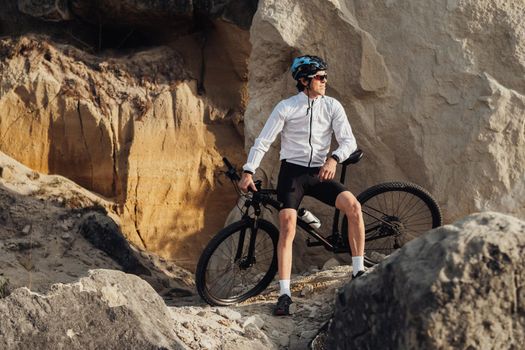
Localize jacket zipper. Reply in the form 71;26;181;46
308;99;314;167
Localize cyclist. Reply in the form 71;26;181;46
239;55;366;316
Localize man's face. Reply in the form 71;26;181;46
304;70;327;96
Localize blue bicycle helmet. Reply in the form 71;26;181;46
291;55;327;80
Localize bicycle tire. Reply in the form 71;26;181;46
195;218;279;306
342;181;442;266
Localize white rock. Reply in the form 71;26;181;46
309;266;320;273
322;258;340;270
199;337;215;349
308;307;319;319
242;315;265;329
300;284;314;297
21;225;31;234
300;330;318;339
279;335;289;347
216;308;242;321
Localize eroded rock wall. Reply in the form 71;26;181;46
0;36;246;270
246;0;525;231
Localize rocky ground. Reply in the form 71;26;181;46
0;150;355;349
167;264;354;349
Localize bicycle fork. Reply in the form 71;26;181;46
235;218;258;269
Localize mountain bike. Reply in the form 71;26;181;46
195;150;442;306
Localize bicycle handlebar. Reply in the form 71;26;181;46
222;156;281;210
222;157;241;181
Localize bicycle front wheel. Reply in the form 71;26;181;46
195;218;279;306
343;182;442;266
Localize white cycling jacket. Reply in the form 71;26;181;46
243;92;357;173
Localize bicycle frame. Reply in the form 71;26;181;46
224;151;403;260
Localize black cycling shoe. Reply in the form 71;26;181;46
273;294;296;316
352;270;366;280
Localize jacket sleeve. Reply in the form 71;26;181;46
243;101;286;174
331;100;357;162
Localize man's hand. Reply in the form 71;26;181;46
319;157;337;181
239;172;257;192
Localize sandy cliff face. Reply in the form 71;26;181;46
246;0;525;227
0;36;246;270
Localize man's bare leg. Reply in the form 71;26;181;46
277;209;297;284
274;208;297;315
335;191;365;275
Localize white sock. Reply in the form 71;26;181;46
279;280;291;297
352;256;364;276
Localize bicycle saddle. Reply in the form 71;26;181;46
342;149;363;166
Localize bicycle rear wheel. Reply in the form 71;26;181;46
195;218;279;306
342;182;442;266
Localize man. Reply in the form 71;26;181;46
239;55;365;316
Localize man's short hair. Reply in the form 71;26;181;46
296;79;309;92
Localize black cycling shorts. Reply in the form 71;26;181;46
276;160;348;210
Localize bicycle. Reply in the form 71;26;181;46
195;149;442;306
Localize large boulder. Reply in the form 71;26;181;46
246;0;525;231
0;269;188;350
0;269;282;350
326;212;525;349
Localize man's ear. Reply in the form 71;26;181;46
300;78;308;87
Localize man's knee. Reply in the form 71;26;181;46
336;191;362;220
279;209;297;240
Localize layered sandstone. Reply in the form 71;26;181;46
0;36;245;270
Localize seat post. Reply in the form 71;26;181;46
339;162;348;185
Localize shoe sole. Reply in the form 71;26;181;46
274;302;297;316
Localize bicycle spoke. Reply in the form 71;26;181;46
396;190;411;217
210;265;235;297
206;264;232;276
398;195;424;221
213;246;235;262
214;271;234;298
207;266;235;289
402;208;432;224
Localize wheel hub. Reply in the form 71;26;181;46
238;256;256;269
377;216;404;237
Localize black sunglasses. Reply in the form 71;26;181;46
312;74;328;82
